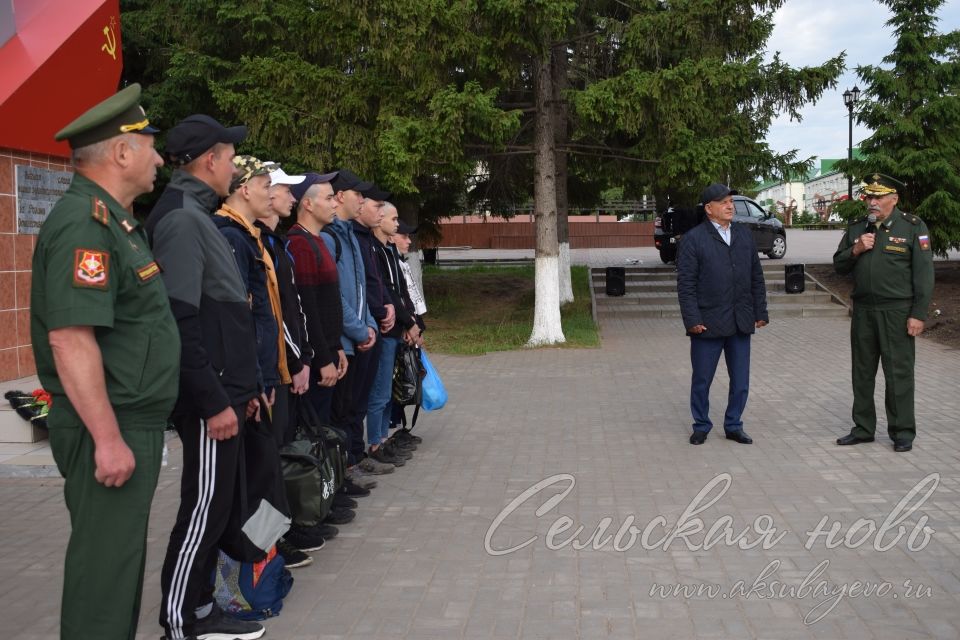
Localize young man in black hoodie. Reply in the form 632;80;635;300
351;187;403;467
367;202;422;463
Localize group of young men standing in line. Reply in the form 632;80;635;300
32;85;427;640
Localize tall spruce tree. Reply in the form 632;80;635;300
120;0;519;221
841;0;960;255
572;0;844;205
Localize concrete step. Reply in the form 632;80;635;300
593;263;801;274
592;280;818;294
595;291;835;307
596;304;850;320
590;264;849;320
0;406;46;444
0;377;48;444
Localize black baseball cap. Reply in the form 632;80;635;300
699;183;739;205
396;220;417;235
360;184;391;202
330;168;373;193
165;114;247;164
290;171;339;205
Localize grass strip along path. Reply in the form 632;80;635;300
422;265;600;355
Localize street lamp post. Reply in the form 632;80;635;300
843;86;860;200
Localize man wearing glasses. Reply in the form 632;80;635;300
833;173;935;452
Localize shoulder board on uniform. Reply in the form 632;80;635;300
91;198;110;226
901;211;920;225
850;216;868;226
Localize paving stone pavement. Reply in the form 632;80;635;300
2;314;959;639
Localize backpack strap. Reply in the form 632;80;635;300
320;227;342;262
289;225;338;265
398;404;421;431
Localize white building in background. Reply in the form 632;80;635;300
753;150;864;223
804;163;849;220
755;178;807;218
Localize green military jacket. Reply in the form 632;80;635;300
833;208;935;320
30;174;180;430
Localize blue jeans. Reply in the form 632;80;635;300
689;333;751;433
366;336;399;448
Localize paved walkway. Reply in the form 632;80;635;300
2;311;960;639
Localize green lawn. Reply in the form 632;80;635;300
421;264;600;355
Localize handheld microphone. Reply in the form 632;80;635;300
866;213;877;234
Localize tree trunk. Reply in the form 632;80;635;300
528;49;565;346
552;44;573;305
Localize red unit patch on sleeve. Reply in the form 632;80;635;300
73;249;110;289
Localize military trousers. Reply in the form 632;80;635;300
850;306;916;442
49;425;163;640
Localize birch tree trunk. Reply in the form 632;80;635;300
528;49;566;346
552;44;573;305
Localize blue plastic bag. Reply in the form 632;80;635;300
420;349;447;411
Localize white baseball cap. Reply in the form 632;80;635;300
266;162;306;186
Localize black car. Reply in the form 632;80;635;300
653;195;787;263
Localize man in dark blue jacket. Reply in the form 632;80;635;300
677;184;769;446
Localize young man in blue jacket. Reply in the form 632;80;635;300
677;184;768;446
322;170;395;477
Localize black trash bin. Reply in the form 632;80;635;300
422;248;438;265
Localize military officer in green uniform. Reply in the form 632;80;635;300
30;84;180;640
833;173;934;452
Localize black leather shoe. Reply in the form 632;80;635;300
689;432;707;445
725;431;753;444
894;440;913;452
836;434;875;446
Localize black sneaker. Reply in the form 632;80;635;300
394;429;422;444
306;522;339;539
383;441;413;460
325;507;356;525
389;436;417;451
370;446;405;467
190;603;266;639
277;538;313;569
285;525;326;552
333;492;358;509
342;476;372;497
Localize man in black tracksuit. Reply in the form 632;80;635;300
145;115;265;640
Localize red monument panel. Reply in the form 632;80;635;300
0;0;123;158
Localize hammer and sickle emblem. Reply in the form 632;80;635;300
102;19;117;60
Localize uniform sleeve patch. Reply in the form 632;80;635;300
919;235;931;251
136;261;161;282
73;249;110;289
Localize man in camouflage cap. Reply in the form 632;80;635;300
833;173;935;452
30;83;180;639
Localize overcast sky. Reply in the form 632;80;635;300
764;0;960;165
